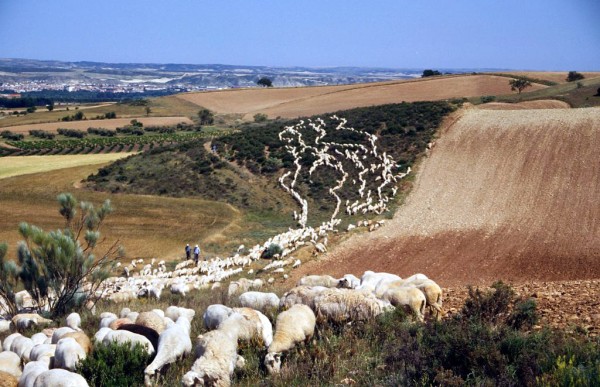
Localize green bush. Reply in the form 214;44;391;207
253;113;268;122
481;95;496;103
76;341;151;387
261;243;283;259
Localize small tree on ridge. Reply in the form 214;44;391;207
509;78;532;94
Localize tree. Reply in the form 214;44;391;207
253;113;268;122
257;77;273;87
145;106;152;117
566;71;585;82
0;243;20;316
46;104;54;112
198;108;214;125
422;69;441;78
6;193;123;317
509;78;532;94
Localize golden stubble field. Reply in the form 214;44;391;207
0;157;243;262
176;74;548;120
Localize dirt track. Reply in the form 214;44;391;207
295;106;600;288
176;75;547;120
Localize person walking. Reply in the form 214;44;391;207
185;244;191;260
193;244;200;264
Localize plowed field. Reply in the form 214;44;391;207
296;107;600;288
176;75;547;120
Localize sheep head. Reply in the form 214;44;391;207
181;370;221;387
264;352;282;374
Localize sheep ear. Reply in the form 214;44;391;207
274;353;281;361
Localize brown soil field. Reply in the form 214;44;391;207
176;74;547;120
503;71;600;84
476;99;571;110
294;106;600;288
0;116;193;133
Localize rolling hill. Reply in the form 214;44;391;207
297;106;600;286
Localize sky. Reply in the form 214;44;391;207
0;0;598;70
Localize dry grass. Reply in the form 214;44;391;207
0;116;193;133
0;162;241;262
476;99;570;110
502;71;600;84
176;74;547;120
0;153;135;179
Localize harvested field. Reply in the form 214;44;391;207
503;71;600;84
177;74;547;120
476;99;571;110
0;163;240;261
0;153;135;179
0;116;193;133
295;107;600;287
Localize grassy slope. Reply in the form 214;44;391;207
472;75;600;108
0;162;243;262
86;102;458;236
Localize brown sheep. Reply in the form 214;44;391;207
117;324;159;353
63;331;93;354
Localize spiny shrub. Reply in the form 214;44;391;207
261;243;283;259
76;341;151;387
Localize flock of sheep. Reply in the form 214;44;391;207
0;269;442;386
0;116;426;385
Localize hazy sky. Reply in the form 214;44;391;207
1;0;598;70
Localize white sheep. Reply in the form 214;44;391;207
164;306;195;322
0;319;14;335
0;350;22;378
136;311;166;334
53;337;86;372
102;330;155;356
10;335;34;361
28;344;56;366
93;327;112;344
182;330;244;387
279;285;329;310
264;304;316;374
337;274;361;289
381;286;426;322
65;313;82;331
224;308;273;347
296;274;340;288
313;288;393;323
30;333;48;346
51;327;76;344
18;360;48;387
144;316;193;386
238;292;280;313
32;368;89;387
3;333;22;352
227;278;264;299
404;279;443;319
358;271;402;293
203;305;234;331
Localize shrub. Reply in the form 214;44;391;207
76;341;151;387
261;243;283;259
57;128;87;138
566;71;585;82
29;129;55;139
253;113;268;123
422;69;441;77
481;95;496;103
1;130;24;141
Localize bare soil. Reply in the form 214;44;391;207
504;71;600;84
176;75;547;120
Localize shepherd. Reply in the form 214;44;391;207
193;244;201;264
185;243;191;260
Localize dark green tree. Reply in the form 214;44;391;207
198;108;214;125
509;78;532;94
46;104;54;111
0;243;20;316
257;77;273;87
422;69;441;77
566;71;585;82
16;193;123;317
